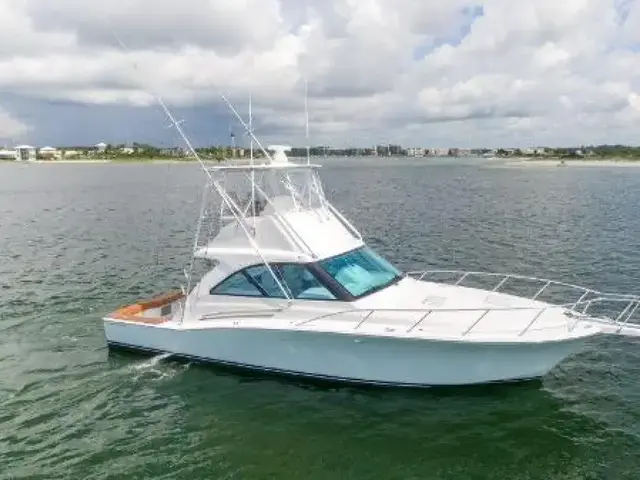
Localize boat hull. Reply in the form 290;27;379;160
103;321;594;386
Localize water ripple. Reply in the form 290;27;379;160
1;160;640;479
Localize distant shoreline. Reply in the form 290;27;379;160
2;156;640;166
502;157;640;167
1;158;217;164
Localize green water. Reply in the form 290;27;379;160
1;159;639;479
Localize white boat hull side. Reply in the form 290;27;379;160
103;321;593;386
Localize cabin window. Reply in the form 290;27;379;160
210;264;337;300
210;270;265;297
318;246;402;298
244;264;337;300
278;264;337;300
239;265;283;297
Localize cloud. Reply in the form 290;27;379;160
0;106;30;141
23;0;285;52
0;0;639;147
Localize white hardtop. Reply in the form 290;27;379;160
193;143;363;266
194;202;364;263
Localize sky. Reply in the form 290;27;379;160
0;0;639;149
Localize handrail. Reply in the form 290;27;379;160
409;270;640;302
296;304;577;324
295;303;575;337
462;310;490;336
290;295;640;339
414;269;640;336
411;270;593;295
199;311;276;321
198;305;287;321
407;310;433;333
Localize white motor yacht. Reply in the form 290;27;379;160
103;103;640;387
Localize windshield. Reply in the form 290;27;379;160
318;246;402;298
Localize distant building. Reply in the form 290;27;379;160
160;147;185;157
406;147;426;157
389;144;403;155
63;150;82;158
0;148;17;160
362;147;376;156
38;146;60;160
14;145;36;161
374;144;403;156
95;142;107;152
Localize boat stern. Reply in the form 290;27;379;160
103;290;185;349
104;290;184;324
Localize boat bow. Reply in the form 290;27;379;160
408;270;640;339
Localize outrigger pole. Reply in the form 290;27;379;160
111;33;293;312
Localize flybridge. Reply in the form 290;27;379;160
194;145;363;264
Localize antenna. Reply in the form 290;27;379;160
112;32;275;167
304;79;311;205
249;92;255;223
305;78;310;165
111;32;211;179
112;32;294;315
219;94;275;163
249;92;253;166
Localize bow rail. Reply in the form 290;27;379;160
290;296;640;338
409;270;638;309
287;270;640;338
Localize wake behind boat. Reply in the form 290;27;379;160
102;97;640;387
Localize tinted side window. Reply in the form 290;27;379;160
210;271;264;297
211;264;337;300
245;265;287;298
